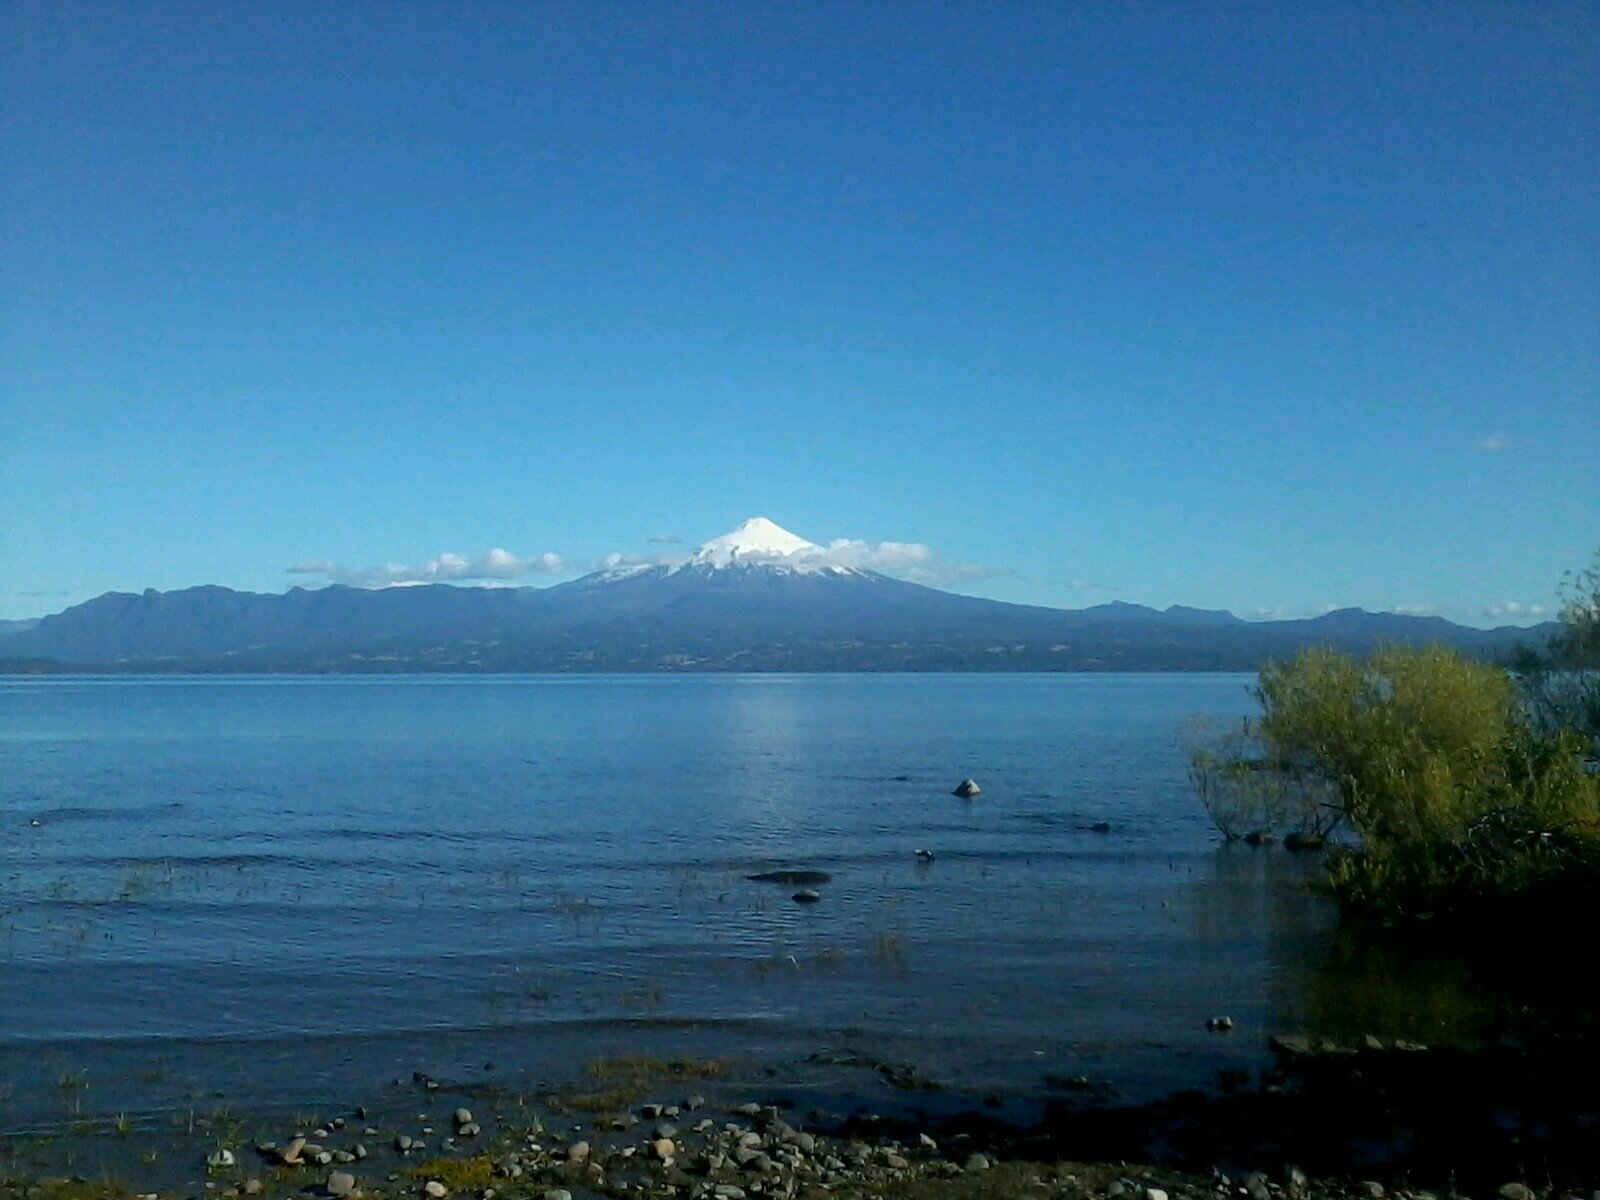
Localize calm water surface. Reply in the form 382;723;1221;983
0;674;1488;1128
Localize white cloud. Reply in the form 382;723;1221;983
1483;601;1547;620
1478;433;1513;452
804;539;1007;585
288;548;568;587
1393;603;1442;616
646;534;682;545
594;551;677;571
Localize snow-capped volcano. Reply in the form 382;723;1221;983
689;517;821;567
591;518;866;581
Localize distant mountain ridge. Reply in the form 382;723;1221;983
0;519;1553;673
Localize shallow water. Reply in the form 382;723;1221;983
0;674;1499;1130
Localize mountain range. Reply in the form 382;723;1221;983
0;518;1552;673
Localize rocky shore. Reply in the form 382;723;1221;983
4;1035;1599;1200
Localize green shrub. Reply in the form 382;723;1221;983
1194;643;1600;920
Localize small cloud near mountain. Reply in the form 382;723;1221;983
288;548;567;586
646;534;682;544
1483;601;1546;620
810;538;1007;584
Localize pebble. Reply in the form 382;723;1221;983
884;1152;909;1169
424;1183;448;1199
685;1095;706;1111
543;1192;572;1200
651;1137;676;1161
326;1171;357;1197
1147;1190;1169;1200
964;1153;991;1172
395;1135;413;1153
282;1137;308;1166
242;1182;262;1196
207;1149;236;1169
454;1108;473;1126
567;1140;590;1163
1499;1187;1534;1200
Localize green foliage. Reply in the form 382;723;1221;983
1185;715;1340;840
1515;549;1600;745
1193;642;1600;921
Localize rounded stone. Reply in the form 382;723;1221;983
326;1171;357;1197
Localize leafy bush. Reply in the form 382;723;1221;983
1193;643;1600;921
1185;715;1341;841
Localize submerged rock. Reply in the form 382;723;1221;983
953;778;981;797
793;889;822;903
747;869;831;885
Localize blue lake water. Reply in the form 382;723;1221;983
0;674;1488;1129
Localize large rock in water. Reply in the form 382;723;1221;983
953;778;981;797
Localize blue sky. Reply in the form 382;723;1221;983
3;3;1595;625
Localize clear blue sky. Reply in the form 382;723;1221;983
3;3;1595;625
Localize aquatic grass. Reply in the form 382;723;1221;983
584;1055;730;1082
870;931;908;966
615;983;665;1012
52;1070;88;1118
564;1085;647;1114
407;1156;496;1191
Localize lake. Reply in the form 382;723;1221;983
0;674;1496;1131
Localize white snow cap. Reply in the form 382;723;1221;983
690;517;823;567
